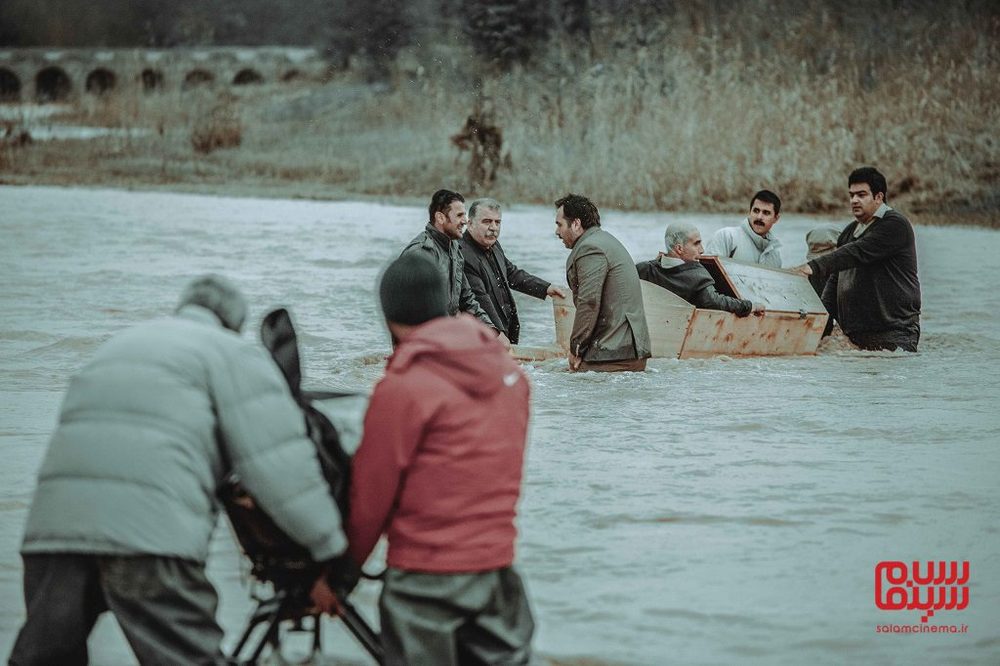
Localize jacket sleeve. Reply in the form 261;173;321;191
463;255;504;330
692;285;753;317
214;344;347;561
820;270;839;323
808;216;912;274
569;249;609;357
505;256;550;300
458;260;496;329
347;377;424;566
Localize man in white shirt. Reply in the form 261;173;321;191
704;189;784;267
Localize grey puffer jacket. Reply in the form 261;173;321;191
21;305;347;563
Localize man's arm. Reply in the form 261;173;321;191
462;255;505;330
347;379;423;566
505;255;551;300
215;345;347;561
820;269;839;324
692;285;754;317
808;216;912;275
568;250;609;358
458;267;496;328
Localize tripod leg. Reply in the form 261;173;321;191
339;602;384;664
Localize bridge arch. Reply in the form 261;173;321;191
0;68;21;102
281;69;303;82
140;68;164;92
36;66;72;102
233;68;264;85
183;69;215;89
85;68;116;95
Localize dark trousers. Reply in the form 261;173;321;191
576;357;648;372
9;553;229;666
848;326;920;352
379;567;534;666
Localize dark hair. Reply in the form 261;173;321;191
750;189;781;215
428;189;465;223
848;167;887;199
554;193;601;229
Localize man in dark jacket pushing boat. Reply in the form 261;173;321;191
636;222;765;317
790;167;921;352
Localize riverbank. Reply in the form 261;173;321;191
2;3;998;228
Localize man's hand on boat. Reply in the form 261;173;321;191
568;353;583;371
788;264;813;277
751;303;766;316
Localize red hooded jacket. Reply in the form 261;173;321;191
348;315;530;573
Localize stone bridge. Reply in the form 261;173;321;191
0;48;331;102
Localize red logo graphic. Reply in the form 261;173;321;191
875;561;969;622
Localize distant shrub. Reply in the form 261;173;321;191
190;101;241;154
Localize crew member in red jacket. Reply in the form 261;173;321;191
343;251;535;665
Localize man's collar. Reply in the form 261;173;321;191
425;223;451;248
658;254;685;268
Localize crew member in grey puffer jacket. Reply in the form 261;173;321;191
636;223;763;317
10;275;348;666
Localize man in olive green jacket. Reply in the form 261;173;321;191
554;194;651;372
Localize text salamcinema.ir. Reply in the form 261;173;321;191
875;561;970;628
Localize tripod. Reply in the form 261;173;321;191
229;583;383;664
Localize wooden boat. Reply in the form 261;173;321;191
513;256;828;361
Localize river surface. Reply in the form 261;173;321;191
1;186;998;665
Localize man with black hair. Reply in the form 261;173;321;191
334;252;535;665
9;275;347;665
790;167;921;352
401;189;507;347
704;189;784;267
555;193;651;372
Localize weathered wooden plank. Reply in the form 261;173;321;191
679;309;827;358
702;256;826;314
640;280;694;358
512;345;565;362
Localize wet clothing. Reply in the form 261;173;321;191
13;305;347;663
402;224;494;329
808;206;921;352
636;256;753;316
459;233;550;344
348;314;534;664
379;567;534;666
10;553;227;666
704;220;783;267
566;226;651;364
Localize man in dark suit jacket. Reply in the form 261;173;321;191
459;198;565;344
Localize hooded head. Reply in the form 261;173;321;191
176;274;247;332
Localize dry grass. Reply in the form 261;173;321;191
3;2;998;224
